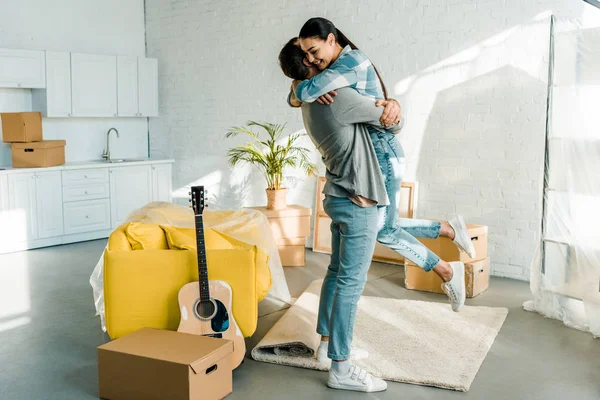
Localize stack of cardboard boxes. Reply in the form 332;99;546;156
1;112;66;168
248;204;312;267
405;222;490;298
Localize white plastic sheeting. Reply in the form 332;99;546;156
524;17;600;337
90;201;292;332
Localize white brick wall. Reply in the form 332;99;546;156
144;0;600;281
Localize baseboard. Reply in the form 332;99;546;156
0;229;111;254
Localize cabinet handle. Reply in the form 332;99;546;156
85;191;89;194
18;83;22;88
68;113;71;117
86;215;90;219
84;175;88;178
114;113;118;117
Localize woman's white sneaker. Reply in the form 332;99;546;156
449;215;476;259
327;363;387;392
442;261;466;312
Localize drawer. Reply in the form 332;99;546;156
62;168;109;186
63;198;111;235
63;182;109;202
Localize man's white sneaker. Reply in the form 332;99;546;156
327;363;387;392
442;261;466;312
449;215;476;259
316;341;369;365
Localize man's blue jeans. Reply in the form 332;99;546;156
316;195;380;360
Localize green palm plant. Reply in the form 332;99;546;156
226;121;318;190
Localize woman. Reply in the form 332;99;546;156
290;18;474;392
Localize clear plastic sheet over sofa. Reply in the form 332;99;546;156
90;202;292;332
523;16;600;337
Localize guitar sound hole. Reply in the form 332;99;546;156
197;300;216;319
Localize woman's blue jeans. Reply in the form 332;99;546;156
369;129;441;272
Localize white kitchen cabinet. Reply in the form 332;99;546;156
0;175;7;211
6;172;64;241
151;163;172;202
71;53;117;117
117;56;159;117
35;171;64;239
0;48;45;88
63;198;111;235
32;51;72;117
7;173;38;241
0;161;173;254
138;58;159;117
109;165;152;227
0;175;8;243
117;56;139;117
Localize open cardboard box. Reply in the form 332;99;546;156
98;327;234;400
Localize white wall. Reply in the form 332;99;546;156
144;0;600;281
0;0;148;165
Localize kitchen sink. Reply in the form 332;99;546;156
106;158;146;163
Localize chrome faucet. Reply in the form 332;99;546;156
102;128;119;162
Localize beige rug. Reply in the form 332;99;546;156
251;279;508;392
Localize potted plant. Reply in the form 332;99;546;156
226;121;318;210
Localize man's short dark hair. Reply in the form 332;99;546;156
278;37;309;80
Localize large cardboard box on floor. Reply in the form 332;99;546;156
276;237;306;267
412;222;488;264
11;140;65;168
248;205;311;239
1;112;43;143
405;257;491;298
98;327;234;400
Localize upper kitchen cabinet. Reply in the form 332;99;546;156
71;53;117;117
138;58;159;117
117;56;139;117
0;48;46;88
32;51;72;117
117;56;158;117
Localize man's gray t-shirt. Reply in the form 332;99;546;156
300;87;402;206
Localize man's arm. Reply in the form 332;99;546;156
287;81;302;108
330;89;403;132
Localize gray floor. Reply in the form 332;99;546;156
0;240;598;400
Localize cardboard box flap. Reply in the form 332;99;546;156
12;140;66;149
466;223;488;238
98;328;233;368
248;205;312;218
189;342;235;374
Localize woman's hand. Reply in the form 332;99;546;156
376;98;402;127
317;90;337;105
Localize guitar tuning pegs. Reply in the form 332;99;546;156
188;191;191;195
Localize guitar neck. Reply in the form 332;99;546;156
195;214;210;301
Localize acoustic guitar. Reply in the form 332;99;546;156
177;185;246;369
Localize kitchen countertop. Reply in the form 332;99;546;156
0;158;175;174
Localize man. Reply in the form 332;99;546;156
278;38;403;393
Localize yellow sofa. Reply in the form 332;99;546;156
103;222;271;339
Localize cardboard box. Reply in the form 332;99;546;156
277;237;306;267
404;257;490;298
1;112;43;143
248;205;312;240
98;327;233;400
410;223;488;263
11;140;65;168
